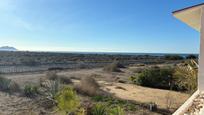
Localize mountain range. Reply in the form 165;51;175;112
0;46;17;51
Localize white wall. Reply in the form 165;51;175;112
198;7;204;92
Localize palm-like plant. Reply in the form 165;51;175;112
55;87;80;114
174;59;198;93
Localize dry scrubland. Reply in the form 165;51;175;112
0;51;197;115
0;67;189;115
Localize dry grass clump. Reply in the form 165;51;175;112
0;76;20;93
46;71;72;84
103;61;123;72
9;81;21;93
46;71;58;80
75;76;100;96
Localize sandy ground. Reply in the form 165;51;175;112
0;68;190;114
102;82;189;110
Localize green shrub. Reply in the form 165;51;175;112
173;60;198;93
131;67;174;90
0;76;20;93
55;87;80;114
0;76;11;91
24;84;39;97
91;102;125;115
92;96;138;112
109;106;124;115
131;62;198;93
91;104;107;115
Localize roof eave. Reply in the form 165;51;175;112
172;3;204;32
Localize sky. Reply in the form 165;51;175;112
0;0;203;53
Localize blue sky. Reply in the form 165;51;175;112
0;0;203;53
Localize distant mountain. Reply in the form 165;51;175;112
0;46;17;51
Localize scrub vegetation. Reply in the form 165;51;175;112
0;51;196;115
130;59;198;93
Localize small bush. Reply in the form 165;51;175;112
24;84;39;97
75;76;100;96
103;61;122;72
173;60;198;93
91;96;137;112
9;81;21;93
109;106;124;115
46;72;72;84
55;87;80;114
91;103;124;115
91;104;107;115
41;79;61;98
46;71;58;80
0;76;11;91
131;67;174;90
0;76;20;93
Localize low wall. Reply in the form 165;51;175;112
173;90;199;115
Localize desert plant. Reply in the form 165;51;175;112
173;60;198;93
76;108;86;115
103;61;122;72
42;79;61;99
55;87;80;114
0;76;20;93
0;76;11;91
46;71;58;80
75;76;100;96
9;81;21;93
109;106;124;115
46;71;72;84
24;84;39;97
131;67;174;90
92;95;138;112
91;104;107;115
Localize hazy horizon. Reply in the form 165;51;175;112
0;46;198;55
